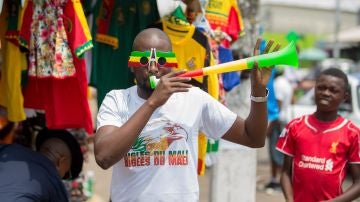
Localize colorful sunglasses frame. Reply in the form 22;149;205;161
128;48;178;68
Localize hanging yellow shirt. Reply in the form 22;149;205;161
205;0;245;41
0;1;26;122
162;20;218;99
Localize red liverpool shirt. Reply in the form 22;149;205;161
276;114;360;202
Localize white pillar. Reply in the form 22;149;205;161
210;141;257;202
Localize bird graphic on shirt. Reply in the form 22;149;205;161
131;123;188;154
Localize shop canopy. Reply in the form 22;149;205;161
299;48;328;61
327;26;360;43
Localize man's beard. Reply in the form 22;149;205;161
138;81;154;94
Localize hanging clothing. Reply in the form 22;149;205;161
0;0;26;122
90;0;160;107
20;0;93;133
218;46;239;92
197;132;207;175
161;20;218;94
205;0;244;47
28;0;76;78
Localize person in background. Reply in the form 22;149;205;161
277;68;360;201
0;120;84;202
264;66;295;192
264;67;282;191
94;28;280;201
274;66;294;127
225;69;252;118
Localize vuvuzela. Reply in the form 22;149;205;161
149;41;298;88
177;41;298;78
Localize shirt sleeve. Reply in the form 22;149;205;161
274;78;285;101
198;89;237;139
19;0;33;49
348;124;360;163
96;90;127;130
64;0;93;58
276;121;296;157
226;6;240;41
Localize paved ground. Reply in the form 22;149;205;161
254;161;285;202
196;144;285;202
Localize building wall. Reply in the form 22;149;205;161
260;5;358;35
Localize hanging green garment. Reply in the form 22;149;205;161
90;0;160;107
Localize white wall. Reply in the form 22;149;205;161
260;4;358;35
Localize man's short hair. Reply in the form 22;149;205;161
36;129;84;180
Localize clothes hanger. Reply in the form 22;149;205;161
163;4;191;35
212;28;232;44
172;4;188;23
165;4;190;27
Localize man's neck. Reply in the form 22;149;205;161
314;111;338;122
137;86;153;100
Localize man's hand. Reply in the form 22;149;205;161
250;38;281;96
147;70;192;108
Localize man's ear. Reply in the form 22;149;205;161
56;156;69;178
130;67;134;73
54;156;62;171
55;156;67;167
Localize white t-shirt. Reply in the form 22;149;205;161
274;76;293;123
97;86;237;202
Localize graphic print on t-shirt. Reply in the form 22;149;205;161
330;142;338;154
298;154;334;172
124;118;190;168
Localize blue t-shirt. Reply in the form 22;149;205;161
218;46;240;92
0;144;69;202
267;68;279;122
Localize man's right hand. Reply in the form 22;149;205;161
147;70;192;108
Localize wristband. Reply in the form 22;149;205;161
250;88;269;103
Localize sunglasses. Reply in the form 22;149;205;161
128;48;178;68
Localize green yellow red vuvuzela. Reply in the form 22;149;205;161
177;41;299;78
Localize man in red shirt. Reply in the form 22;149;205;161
276;68;360;202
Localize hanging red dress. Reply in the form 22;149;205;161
20;0;93;134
